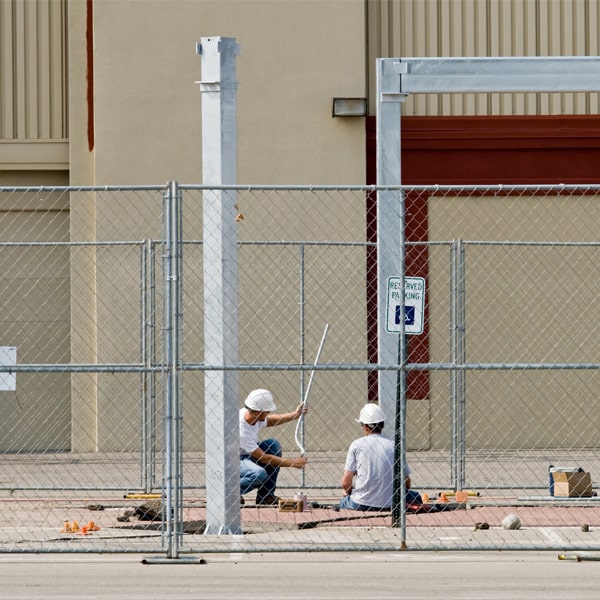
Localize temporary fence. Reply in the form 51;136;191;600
0;183;598;556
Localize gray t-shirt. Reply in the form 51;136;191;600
344;434;410;508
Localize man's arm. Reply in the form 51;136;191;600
341;470;354;496
250;447;307;469
266;403;306;427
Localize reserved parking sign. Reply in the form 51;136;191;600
385;276;425;335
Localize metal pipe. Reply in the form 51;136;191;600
295;324;330;456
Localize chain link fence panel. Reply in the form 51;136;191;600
0;183;599;554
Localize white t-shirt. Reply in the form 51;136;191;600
344;434;410;509
239;408;267;455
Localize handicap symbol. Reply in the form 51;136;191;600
395;305;415;326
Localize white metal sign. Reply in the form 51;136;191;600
0;346;16;391
386;276;425;335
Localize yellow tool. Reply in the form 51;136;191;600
123;493;162;499
436;490;480;497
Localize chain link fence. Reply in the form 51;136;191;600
0;183;598;554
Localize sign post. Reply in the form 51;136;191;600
387;276;425;534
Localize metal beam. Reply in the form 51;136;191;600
385;56;600;94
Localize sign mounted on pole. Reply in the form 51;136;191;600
385;276;425;335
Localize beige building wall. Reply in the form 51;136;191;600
84;0;367;186
2;0;600;452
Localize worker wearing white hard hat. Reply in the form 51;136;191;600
339;403;421;511
239;389;308;506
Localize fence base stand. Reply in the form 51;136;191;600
558;553;600;562
142;556;206;565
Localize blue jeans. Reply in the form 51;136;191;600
339;489;423;511
240;438;281;503
339;495;387;511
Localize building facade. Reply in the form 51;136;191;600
1;0;600;452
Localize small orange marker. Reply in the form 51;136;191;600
87;521;100;531
439;493;449;503
421;493;429;503
455;491;468;503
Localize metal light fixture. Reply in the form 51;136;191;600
331;97;368;117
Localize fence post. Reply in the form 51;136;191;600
299;243;306;487
140;238;157;493
162;181;184;559
450;239;466;491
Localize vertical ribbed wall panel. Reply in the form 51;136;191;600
367;0;600;116
0;0;67;140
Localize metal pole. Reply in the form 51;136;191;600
450;240;457;490
299;244;306;486
140;240;152;493
143;183;200;565
451;239;466;491
162;182;177;559
391;195;408;551
140;238;158;494
174;182;184;551
376;58;406;423
198;37;242;535
295;324;330;456
457;240;466;491
148;240;157;491
377;57;407;546
140;241;147;491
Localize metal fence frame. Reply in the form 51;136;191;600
0;182;599;556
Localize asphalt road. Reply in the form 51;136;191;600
1;551;600;599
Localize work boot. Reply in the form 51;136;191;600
256;494;280;506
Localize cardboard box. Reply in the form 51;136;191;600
552;470;593;498
278;499;303;512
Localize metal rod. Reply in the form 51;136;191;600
295;324;330;456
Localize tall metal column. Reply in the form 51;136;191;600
197;37;242;535
376;59;408;543
376;59;406;423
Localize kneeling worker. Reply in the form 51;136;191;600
240;389;308;506
339;403;421;511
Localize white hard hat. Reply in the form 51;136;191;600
356;403;386;425
244;389;276;412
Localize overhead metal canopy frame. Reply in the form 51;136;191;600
375;56;600;536
197;50;600;539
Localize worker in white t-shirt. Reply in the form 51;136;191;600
239;389;307;506
339;403;421;511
